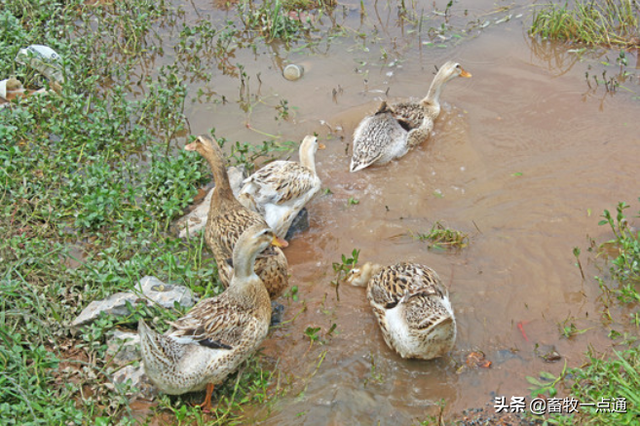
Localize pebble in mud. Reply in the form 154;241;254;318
283;64;304;81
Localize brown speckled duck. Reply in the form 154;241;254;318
238;135;324;239
185;135;289;299
139;224;280;411
346;261;456;360
350;61;471;172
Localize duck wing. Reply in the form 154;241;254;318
350;112;407;172
242;161;320;206
168;296;260;349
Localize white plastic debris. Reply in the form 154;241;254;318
15;44;65;83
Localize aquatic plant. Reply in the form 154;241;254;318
237;0;314;43
331;249;360;301
530;0;640;48
412;221;469;250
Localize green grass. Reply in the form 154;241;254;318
530;0;640;48
0;0;302;423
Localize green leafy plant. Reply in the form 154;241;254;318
330;249;359;302
332;249;360;280
215;132;296;173
283;285;299;302
597;201;640;288
526;361;567;398
237;0;313;43
558;316;592;339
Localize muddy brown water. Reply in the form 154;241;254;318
139;0;640;423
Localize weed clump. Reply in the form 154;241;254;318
530;1;640;48
412;221;469;250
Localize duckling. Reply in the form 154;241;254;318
347;261;456;360
350;61;471;172
139;224;281;412
238;135;324;239
185;135;289;299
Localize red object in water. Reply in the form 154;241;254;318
517;321;529;342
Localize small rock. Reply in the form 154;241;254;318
535;344;562;363
270;302;286;327
136;276;195;309
493;348;522;365
107;330;141;365
112;364;156;398
70;276;195;330
283;64;304;81
285;207;310;240
70;292;139;328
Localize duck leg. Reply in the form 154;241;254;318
198;383;215;413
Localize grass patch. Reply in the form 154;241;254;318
530;0;640;48
0;0;298;423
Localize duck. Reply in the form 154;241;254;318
185;135;289;299
350;61;471;172
237;135;324;239
139;224;281;412
346;261;456;360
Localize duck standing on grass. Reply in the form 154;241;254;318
347;261;456;360
238;135;324;240
184;135;290;300
139;224;283;412
350;61;471;172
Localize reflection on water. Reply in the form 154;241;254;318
140;0;640;422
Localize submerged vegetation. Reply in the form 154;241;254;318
530;0;640;48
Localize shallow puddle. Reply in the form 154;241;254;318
146;0;640;423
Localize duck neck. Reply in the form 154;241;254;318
206;148;235;202
232;247;259;285
359;263;383;285
300;148;317;175
420;72;451;118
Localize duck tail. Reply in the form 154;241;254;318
138;319;184;369
375;101;391;115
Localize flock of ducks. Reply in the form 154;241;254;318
138;61;471;410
